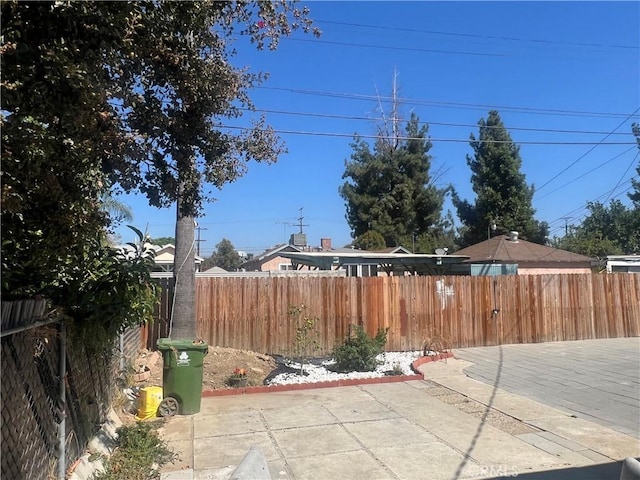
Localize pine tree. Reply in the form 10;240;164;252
452;110;548;247
340;113;446;249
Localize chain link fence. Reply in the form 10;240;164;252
1;311;134;479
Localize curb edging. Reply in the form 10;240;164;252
201;351;454;397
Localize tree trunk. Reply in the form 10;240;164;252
170;177;197;340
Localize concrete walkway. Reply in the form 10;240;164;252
454;337;640;437
159;341;640;480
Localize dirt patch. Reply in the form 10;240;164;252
116;346;279;425
131;346;279;391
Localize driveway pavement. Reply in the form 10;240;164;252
454;337;640;437
159;339;639;480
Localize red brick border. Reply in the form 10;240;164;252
201;351;454;397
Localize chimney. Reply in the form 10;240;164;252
321;238;332;251
509;231;519;242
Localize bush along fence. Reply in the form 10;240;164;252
1;299;141;480
145;273;640;355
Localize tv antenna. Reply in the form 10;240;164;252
296;207;309;233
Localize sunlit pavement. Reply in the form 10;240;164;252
454;337;640;437
159;338;640;480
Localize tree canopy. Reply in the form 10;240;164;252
452;110;548;247
1;1;319;340
353;231;386;251
340;113;447;251
549;123;640;261
551;200;639;260
150;237;176;247
203;238;243;271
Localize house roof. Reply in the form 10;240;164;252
280;251;469;275
375;246;413;254
202;266;227;273
454;234;594;264
240;243;303;270
150;244;204;263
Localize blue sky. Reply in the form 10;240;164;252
115;1;640;257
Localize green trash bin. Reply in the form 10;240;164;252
156;338;208;415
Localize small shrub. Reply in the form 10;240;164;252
92;422;175;480
333;325;388;372
287;304;320;375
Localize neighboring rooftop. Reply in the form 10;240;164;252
454;231;594;264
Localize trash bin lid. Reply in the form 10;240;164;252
157;338;208;351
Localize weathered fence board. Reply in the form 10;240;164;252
150;273;640;355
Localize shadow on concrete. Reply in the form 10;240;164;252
452;289;505;479
482;460;623;480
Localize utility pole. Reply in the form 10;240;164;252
195;225;207;257
391;67;399;148
560;217;571;236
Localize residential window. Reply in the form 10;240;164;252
279;263;294;271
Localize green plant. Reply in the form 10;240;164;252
92;422;175;480
226;367;248;387
333;325;388;372
68;226;160;351
287;304;320;376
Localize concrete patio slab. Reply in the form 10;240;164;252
160;339;639;480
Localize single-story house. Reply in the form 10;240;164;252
240;243;306;272
150;244;204;272
606;255;640;273
451;231;595;276
280;249;468;277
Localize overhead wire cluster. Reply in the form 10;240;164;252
232;15;640;237
144;12;638;249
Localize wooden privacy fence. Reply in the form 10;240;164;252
149;274;640;355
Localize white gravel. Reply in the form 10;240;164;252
267;351;430;385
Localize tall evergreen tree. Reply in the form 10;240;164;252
452;110;548;247
340;113;446;249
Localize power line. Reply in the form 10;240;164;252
244;107;632;136
601;152;640;204
257;86;638;119
535;107;640;192
219;124;634;145
315;19;639;50
547;177;634;227
536;146;637;201
289;37;505;58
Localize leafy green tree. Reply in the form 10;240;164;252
150;237;176;247
452;110;548;247
340;113;446;249
2;1;319;340
204;238;243;271
552;200;639;259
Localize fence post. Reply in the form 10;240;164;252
58;321;66;480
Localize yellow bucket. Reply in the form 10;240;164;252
135;386;164;420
